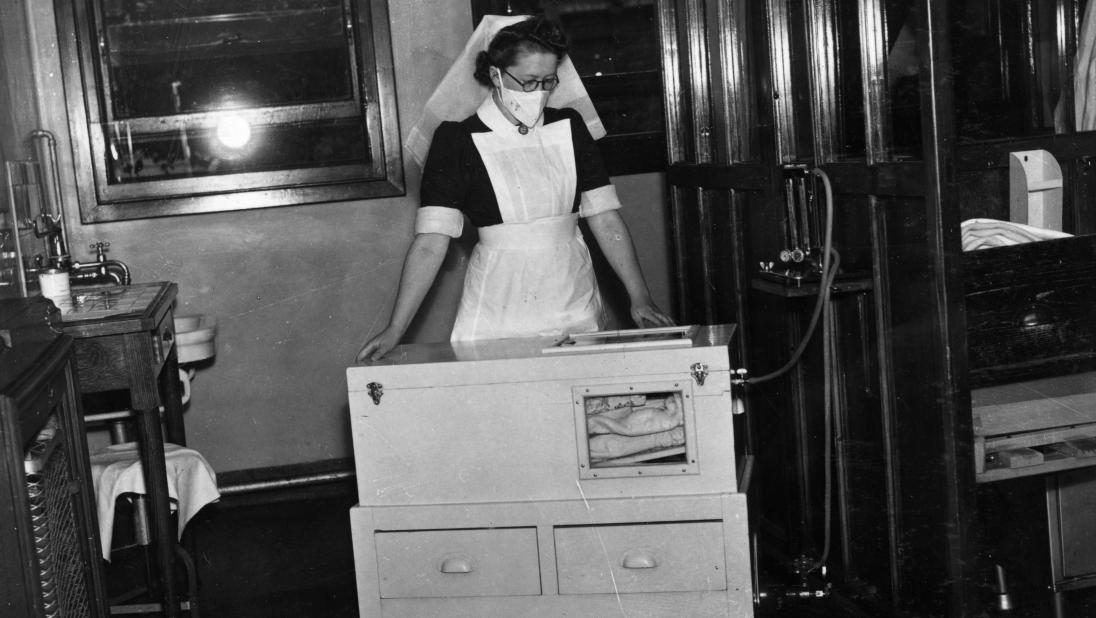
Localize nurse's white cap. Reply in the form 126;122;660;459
404;14;606;167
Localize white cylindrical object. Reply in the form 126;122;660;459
37;268;72;312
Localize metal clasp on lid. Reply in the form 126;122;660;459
690;363;708;386
367;382;383;405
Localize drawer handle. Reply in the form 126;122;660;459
621;549;659;569
439;556;474;574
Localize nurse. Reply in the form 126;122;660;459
357;16;672;361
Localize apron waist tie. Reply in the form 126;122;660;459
477;214;579;250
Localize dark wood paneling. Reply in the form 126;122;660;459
956;132;1096;172
666;162;769;190
821;161;927;198
963;235;1096;388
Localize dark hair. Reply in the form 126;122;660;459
473;17;568;87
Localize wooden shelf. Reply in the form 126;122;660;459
972;374;1096;482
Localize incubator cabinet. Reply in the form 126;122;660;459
346;324;753;617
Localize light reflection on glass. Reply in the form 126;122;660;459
215;115;252;150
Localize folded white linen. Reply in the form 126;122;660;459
961;218;1072;251
589;426;686;462
587;394;682;437
89;442;220;560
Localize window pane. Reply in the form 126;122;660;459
886;0;922;157
57;0;403;219
101;117;369;183
101;0;355;119
560;2;661;75
561;2;663;139
582;72;662;135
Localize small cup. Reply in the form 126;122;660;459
37;268;73;313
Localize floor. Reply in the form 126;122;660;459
187;482;360;618
102;477;359;618
101;471;1096;618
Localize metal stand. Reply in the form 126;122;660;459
1044;468;1096;618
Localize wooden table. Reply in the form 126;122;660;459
60;281;185;617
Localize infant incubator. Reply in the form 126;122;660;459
346;324;753;617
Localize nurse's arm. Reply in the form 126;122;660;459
356;232;451;361
585;210;674;328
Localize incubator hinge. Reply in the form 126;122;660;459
367;382;383;405
690;363;708;386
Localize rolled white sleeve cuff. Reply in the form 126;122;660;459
414;206;464;238
579;184;623;218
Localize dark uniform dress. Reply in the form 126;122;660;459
415;97;623;341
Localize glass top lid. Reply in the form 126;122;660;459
543;325;697;354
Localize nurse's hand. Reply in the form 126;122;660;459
630;302;675;329
356;328;401;362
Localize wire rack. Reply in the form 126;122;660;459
24;417;92;618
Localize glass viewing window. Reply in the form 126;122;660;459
574;381;699;480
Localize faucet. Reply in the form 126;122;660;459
69;241;131;286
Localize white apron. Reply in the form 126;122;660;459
447;100;608;341
450;213;604;341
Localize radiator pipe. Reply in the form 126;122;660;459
217;470;356;496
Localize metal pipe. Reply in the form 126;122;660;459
217;470;355;496
29;130;69;269
69;259;130;286
101;259;131;285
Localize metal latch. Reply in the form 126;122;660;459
690;363;708;386
367;382;383;405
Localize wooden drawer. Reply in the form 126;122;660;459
375;528;541;599
963;235;1096;388
554;521;727;594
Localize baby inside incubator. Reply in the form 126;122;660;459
585;393;686;464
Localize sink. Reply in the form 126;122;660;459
174;315;216;363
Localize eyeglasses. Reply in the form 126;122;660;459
500;68;559;92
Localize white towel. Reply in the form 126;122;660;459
89;442;220;560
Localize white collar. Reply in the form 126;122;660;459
477;94;544;135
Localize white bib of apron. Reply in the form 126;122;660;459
450;108;605;341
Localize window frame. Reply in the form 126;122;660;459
54;0;403;222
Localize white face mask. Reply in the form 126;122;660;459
494;68;550;128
